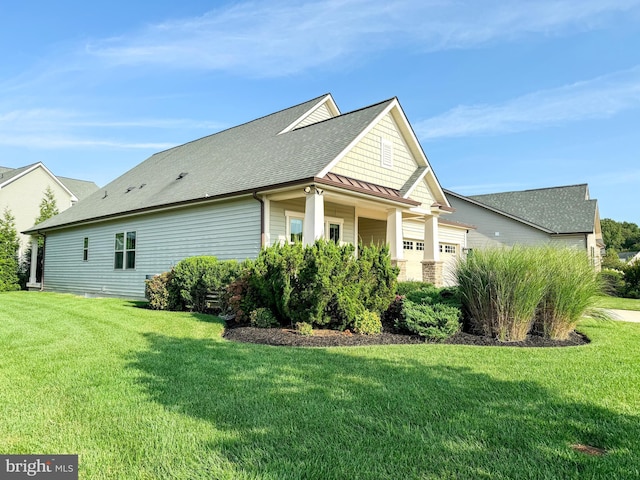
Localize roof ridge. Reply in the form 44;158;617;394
470;183;588;197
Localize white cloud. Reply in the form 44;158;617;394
84;0;640;76
0;108;218;150
415;66;640;139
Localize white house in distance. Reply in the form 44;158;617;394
25;94;470;299
0;162;98;257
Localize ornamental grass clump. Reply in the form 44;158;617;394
536;247;603;340
456;246;547;342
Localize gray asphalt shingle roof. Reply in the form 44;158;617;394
468;184;597;234
28;95;396;232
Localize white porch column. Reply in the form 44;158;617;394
423;215;440;261
27;236;40;288
303;186;325;246
386;208;404;260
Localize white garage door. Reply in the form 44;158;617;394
403;239;424;281
440;243;459;286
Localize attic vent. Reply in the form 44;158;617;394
139;183;146;189
102;190;108;199
125;186;136;193
176;172;188;180
381;137;393;168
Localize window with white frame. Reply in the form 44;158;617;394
403;240;414;250
325;216;344;244
285;211;304;244
114;231;136;269
439;244;457;254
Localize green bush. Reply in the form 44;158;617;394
0;258;20;292
396;281;432;297
169;256;241;312
396;300;460;341
598;269;625;297
295;322;313;336
249;308;279;328
144;271;173;310
399;283;462;309
248;240;398;329
353;311;382;335
623;261;640;299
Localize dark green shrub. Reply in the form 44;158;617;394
247;240;398;329
145;271;173;310
295;322;313;336
396;281;432;297
353;311;382;335
169;256;241;312
249;308;279;328
397;300;460;341
382;295;404;328
598;269;625;297
623;262;640;298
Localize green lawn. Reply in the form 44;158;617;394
595;295;640;311
1;292;639;479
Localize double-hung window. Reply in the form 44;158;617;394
83;237;89;261
114;231;136;269
285;211;304;244
325;217;344;244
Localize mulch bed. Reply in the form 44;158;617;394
223;324;589;348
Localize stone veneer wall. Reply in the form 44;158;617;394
421;260;443;287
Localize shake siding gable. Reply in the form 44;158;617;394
43;197;261;299
330;113;418;189
408;180;435;210
294;104;333;129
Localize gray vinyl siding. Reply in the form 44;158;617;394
447;196;550;249
42;197;261;299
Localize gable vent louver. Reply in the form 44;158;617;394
381;137;393;168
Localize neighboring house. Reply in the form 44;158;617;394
444;184;605;269
24;94;468;299
619;251;640;265
0;162;99;257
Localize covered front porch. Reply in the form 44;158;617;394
260;180;446;286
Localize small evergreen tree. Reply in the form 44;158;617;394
34;186;59;247
0;208;20;291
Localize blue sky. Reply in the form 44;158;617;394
1;0;639;224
